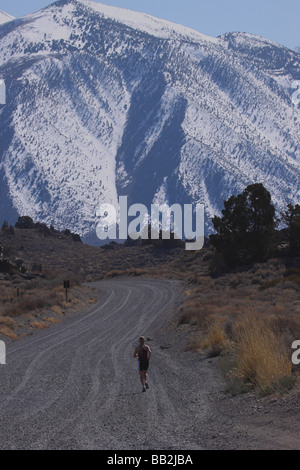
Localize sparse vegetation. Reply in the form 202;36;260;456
1;193;300;397
0;219;185;339
175;258;300;395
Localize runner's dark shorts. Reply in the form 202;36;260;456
139;360;149;371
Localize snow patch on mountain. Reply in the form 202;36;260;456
81;0;219;44
0;1;299;242
0;10;15;25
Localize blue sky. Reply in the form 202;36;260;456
1;0;299;49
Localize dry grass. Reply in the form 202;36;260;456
0;275;93;339
50;305;63;316
0;326;18;340
207;318;227;352
231;314;292;391
44;317;60;325
176;257;300;394
31;321;49;330
0;316;17;329
0;289;62;317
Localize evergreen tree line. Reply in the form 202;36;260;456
1;216;81;242
210;183;300;268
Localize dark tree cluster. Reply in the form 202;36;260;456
282;204;300;256
1;216;82;243
210;183;299;269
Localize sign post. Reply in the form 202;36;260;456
63;280;70;302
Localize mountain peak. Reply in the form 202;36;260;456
0;10;15;25
49;0;220;44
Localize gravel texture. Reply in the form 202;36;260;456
0;278;299;450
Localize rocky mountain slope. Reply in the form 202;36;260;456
0;0;299;243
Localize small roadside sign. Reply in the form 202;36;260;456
63;280;70;301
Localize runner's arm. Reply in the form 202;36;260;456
133;347;139;358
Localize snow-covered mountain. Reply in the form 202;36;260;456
0;10;15;25
295;46;300;54
0;0;299;243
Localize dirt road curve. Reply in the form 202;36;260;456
0;279;300;450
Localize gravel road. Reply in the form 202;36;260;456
0;278;300;450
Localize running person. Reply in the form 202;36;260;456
133;336;152;392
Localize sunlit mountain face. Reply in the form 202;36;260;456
0;0;299;243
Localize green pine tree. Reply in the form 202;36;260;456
210;183;276;267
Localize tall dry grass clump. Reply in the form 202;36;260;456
206;318;228;356
232;314;292;391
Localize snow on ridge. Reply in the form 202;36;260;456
0;0;218;59
79;0;219;44
1;0;299;240
0;3;76;55
220;31;287;50
0;10;15;25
